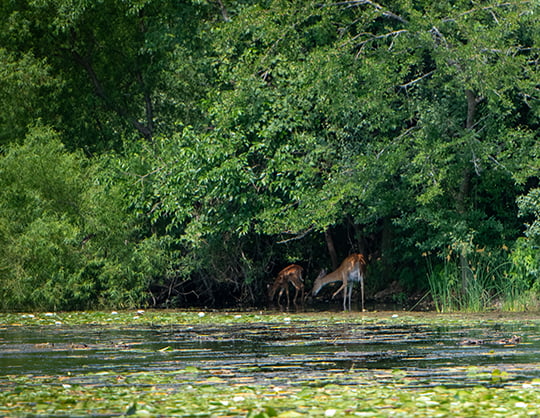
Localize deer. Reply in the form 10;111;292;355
312;253;367;311
268;264;305;309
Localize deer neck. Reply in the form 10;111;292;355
312;270;344;296
268;281;282;299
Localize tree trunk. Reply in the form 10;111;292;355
381;217;394;284
324;229;339;270
458;89;478;294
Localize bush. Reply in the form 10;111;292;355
0;127;171;311
0;127;87;310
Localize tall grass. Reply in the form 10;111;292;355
426;257;459;312
426;247;521;312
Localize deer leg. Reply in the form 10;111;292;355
292;285;299;306
360;278;364;312
332;283;346;299
277;288;285;309
331;279;348;311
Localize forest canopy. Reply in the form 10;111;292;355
0;0;539;311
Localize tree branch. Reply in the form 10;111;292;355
72;50;153;140
442;1;532;23
214;0;230;22
348;29;408;57
400;70;435;89
68;24;153;141
329;0;408;24
277;226;314;244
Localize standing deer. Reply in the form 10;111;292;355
312;253;367;311
268;264;305;309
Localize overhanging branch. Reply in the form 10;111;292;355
328;0;408;24
277;226;314;244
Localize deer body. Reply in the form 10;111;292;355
312;253;366;311
268;264;304;309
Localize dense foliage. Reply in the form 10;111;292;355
0;0;538;311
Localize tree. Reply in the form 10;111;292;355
172;0;540;297
0;0;214;150
397;1;540;294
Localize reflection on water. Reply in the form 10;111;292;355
1;316;539;389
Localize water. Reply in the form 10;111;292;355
1;315;539;390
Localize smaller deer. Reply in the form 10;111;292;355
268;264;305;309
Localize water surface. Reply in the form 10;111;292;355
1;312;539;391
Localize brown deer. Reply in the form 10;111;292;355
268;264;305;309
312;253;367;311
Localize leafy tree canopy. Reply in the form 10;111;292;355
0;0;538;310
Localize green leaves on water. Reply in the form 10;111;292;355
2;311;540;416
4;309;540;328
2;369;540;417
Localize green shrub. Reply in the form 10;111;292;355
0;127;171;311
